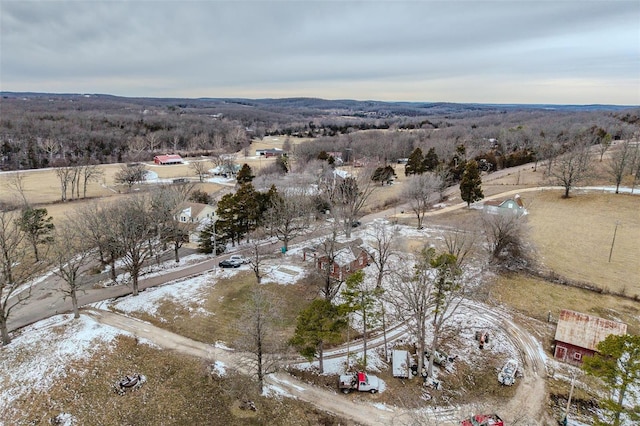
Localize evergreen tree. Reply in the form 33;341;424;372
422;147;439;171
17;207;54;262
405;147;425;176
448;144;467;181
341;270;383;368
582;334;640;426
198;221;224;254
236;163;254;185
289;299;347;374
459;160;484;207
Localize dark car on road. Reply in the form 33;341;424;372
218;259;241;268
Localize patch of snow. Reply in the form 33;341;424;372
109;273;214;316
0;315;130;416
211;361;227;376
371;402;393;412
263;383;294;398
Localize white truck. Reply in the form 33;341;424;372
338;372;380;394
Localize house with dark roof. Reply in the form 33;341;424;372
553;309;627;364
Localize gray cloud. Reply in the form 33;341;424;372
1;0;638;104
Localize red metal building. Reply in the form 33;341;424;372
553;309;627;364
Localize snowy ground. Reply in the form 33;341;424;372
4;218;634;424
0;315;134;417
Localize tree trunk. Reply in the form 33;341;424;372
362;301;368;368
71;287;79;319
0;316;11;346
564;186;570;198
257;334;264;394
110;257;117;281
32;240;40;262
132;266;139;296
318;340;324;374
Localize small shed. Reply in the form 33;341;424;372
553;309;627;364
154;154;183;165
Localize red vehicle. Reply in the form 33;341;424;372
461;414;504;426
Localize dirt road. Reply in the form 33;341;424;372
83;308;417;426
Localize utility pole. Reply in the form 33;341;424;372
608;221;621;262
563;370;577;426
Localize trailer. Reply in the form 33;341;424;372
392;350;412;379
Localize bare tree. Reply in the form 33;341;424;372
443;228;477;268
264;189;314;252
246;230;272;284
150;184;194;263
331;167;377;238
386;250;433;375
108;196;154;295
0;210;41;345
80;163;104;198
114;164;148;190
607;139;635;194
54;163;75;202
402;173;442;229
76;203;120;281
235;286;282;393
6;172;29;205
50;219;93;319
482;212;527;265
550;140;593;198
365;220;399;289
189;159;210;182
314;222;344;301
386;247;464;377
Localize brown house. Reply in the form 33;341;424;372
553;309;627;364
308;238;371;281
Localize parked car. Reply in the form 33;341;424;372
218;259;241;268
228;255;249;264
498;358;519;386
461;414;504;426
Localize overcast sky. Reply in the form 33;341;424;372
1;1;639;105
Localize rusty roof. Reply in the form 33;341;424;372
554;309;627;351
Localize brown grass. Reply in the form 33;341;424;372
490;274;640;335
525;190;640;295
115;271;313;347
7;335;344;426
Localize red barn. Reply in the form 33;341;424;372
553;309;627;364
154;154;183;165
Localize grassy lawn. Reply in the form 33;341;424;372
119;271;314;347
526;190;640;296
490;273;640;336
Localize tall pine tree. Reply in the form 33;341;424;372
459;160;484;207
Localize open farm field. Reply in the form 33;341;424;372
490;274;640;336
526;190;640;295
